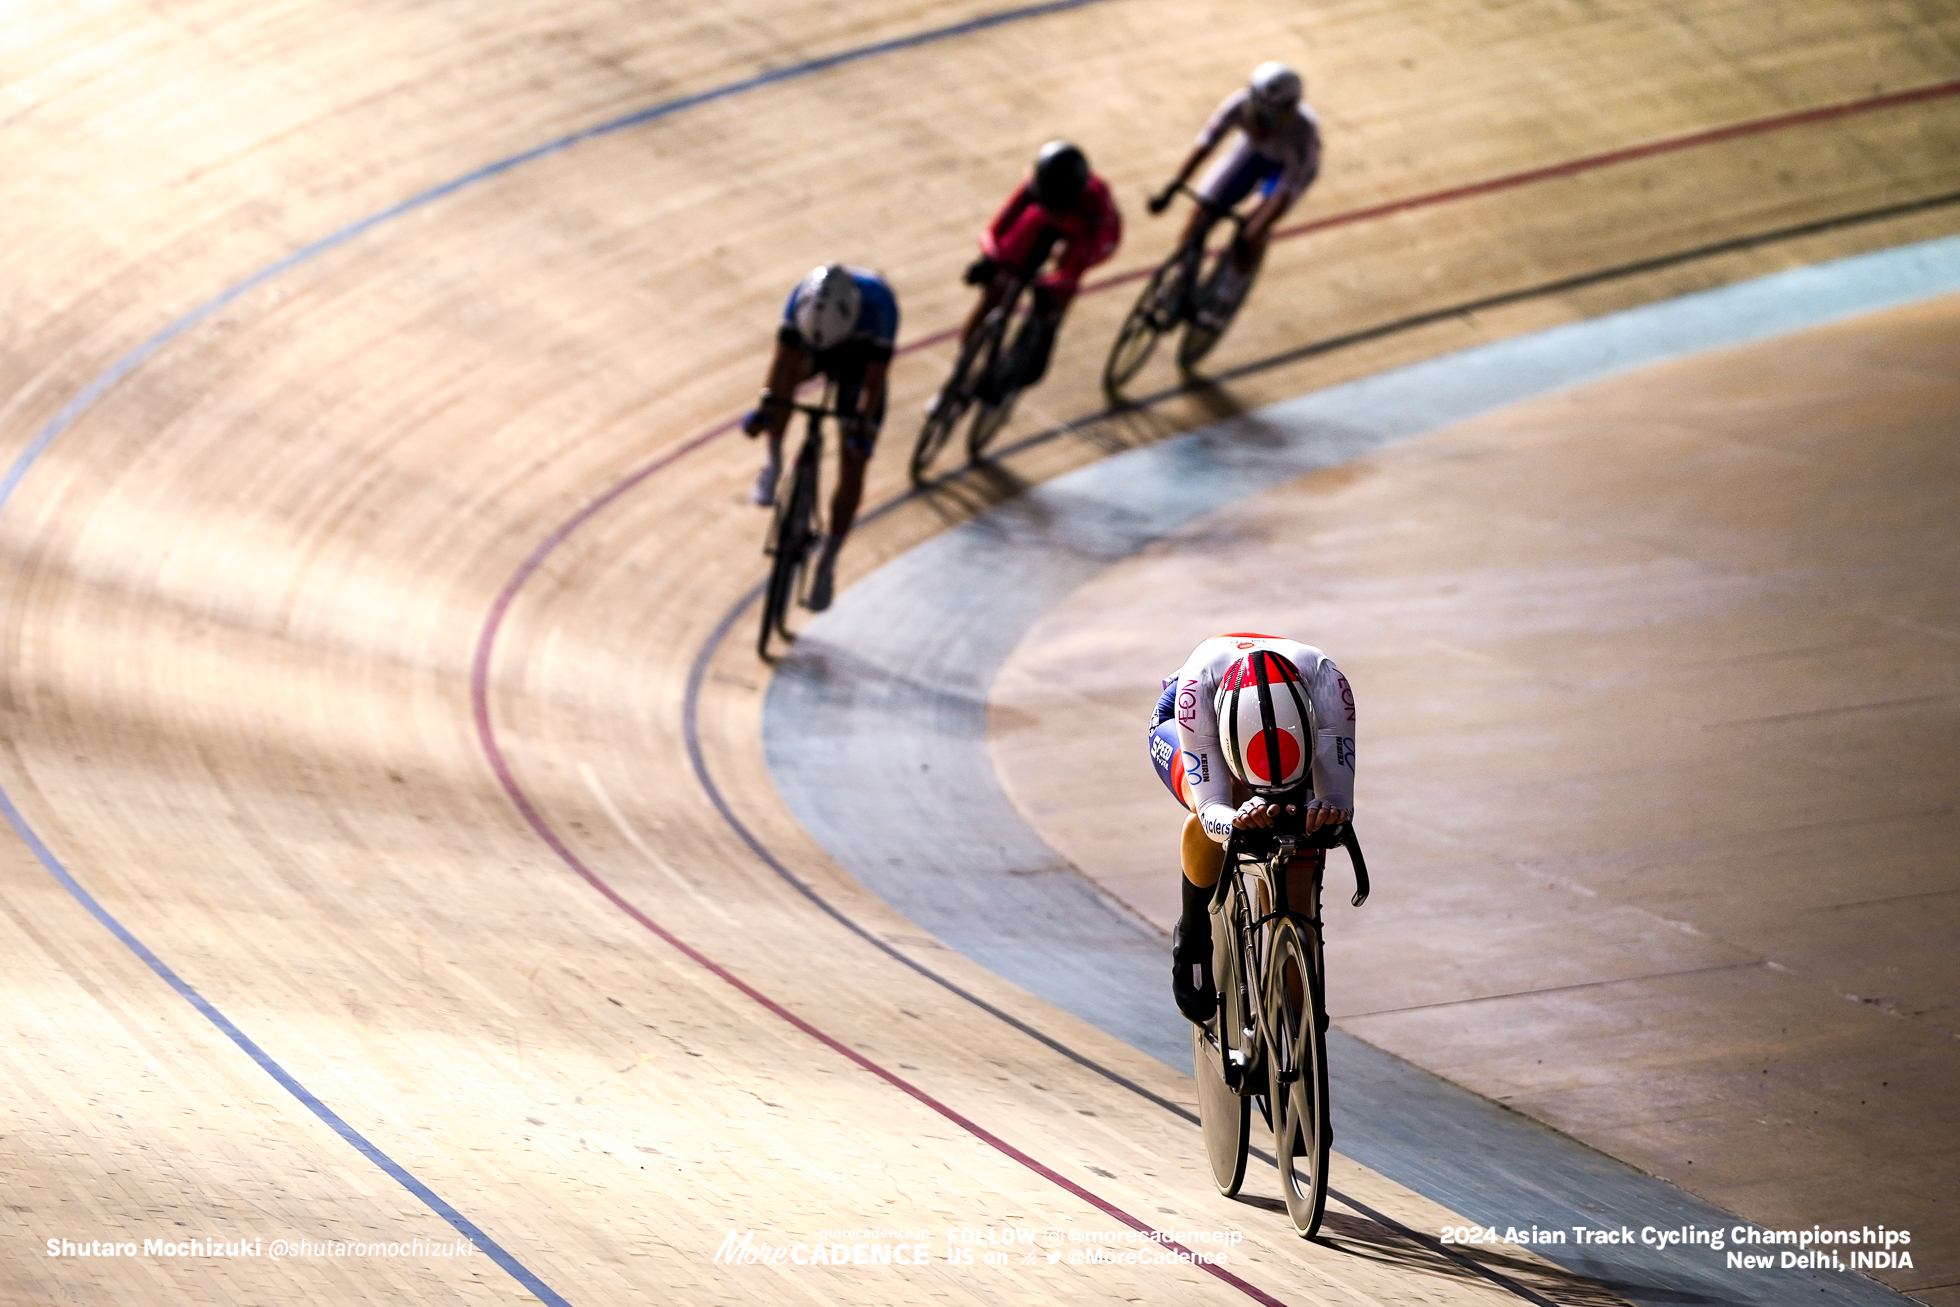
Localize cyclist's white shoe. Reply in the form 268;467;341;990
750;459;779;507
804;539;840;612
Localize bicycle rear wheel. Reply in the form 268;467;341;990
1103;259;1179;394
912;297;1010;485
965;383;1018;462
1267;915;1330;1237
1176;254;1250;374
1193;1019;1249;1197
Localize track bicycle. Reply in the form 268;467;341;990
1194;811;1369;1237
757;385;842;660
1104;183;1254;393
910;237;1059;484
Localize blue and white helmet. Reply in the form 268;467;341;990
793;264;862;351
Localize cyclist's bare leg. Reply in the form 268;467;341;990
1175;201;1220;253
828;444;867;541
958;276;1011;350
1229;191;1295;276
1182;811;1226;887
1174;204;1222;289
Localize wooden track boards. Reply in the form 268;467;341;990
2;0;1957;1301
992;292;1960;1302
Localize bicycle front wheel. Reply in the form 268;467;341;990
1267;915;1330;1237
910;384;966;486
1103;259;1177;394
912;302;1007;485
757;452;819;657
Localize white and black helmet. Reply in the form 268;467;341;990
1249;61;1303;110
793;264;862;351
1214;649;1314;796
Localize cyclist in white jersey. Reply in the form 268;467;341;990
1147;633;1354;1022
1147;62;1322;325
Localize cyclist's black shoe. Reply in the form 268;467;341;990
1172;918;1216;1024
804;539;839;612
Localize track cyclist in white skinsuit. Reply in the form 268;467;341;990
1147;633;1355;1022
1147;62;1321;327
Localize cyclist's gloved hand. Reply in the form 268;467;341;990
740;409;768;437
962;255;999;286
1232;797;1286;830
1146;186;1176;216
1302;797;1350;833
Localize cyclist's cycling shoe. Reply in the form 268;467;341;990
751;459;779;507
804;542;839;612
1171;919;1216;1024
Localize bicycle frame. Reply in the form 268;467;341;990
1167;182;1250;301
756;384;844;659
1103;184;1251;393
911;236;1057;484
1212;825;1317;1079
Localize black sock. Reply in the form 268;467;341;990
1180;874;1212;938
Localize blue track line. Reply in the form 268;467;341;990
0;1;1113;1299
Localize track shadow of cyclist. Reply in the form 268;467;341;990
1307;1209;1637;1307
898;182;1960;514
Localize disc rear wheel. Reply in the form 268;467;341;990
1192;1019;1249;1197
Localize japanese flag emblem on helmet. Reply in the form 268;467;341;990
1215;650;1314;795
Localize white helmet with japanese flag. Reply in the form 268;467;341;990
1214;649;1315;797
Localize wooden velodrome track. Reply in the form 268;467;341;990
3;0;1956;1303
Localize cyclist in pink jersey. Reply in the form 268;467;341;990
954;140;1122;397
1148;633;1355;1022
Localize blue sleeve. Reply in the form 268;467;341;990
853;273;899;349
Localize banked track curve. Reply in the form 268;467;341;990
471;79;1960;1307
9;5;1957;1299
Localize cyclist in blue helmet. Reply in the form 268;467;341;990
743;263;900;611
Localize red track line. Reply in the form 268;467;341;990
468;73;1960;1305
470;444;1289;1306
